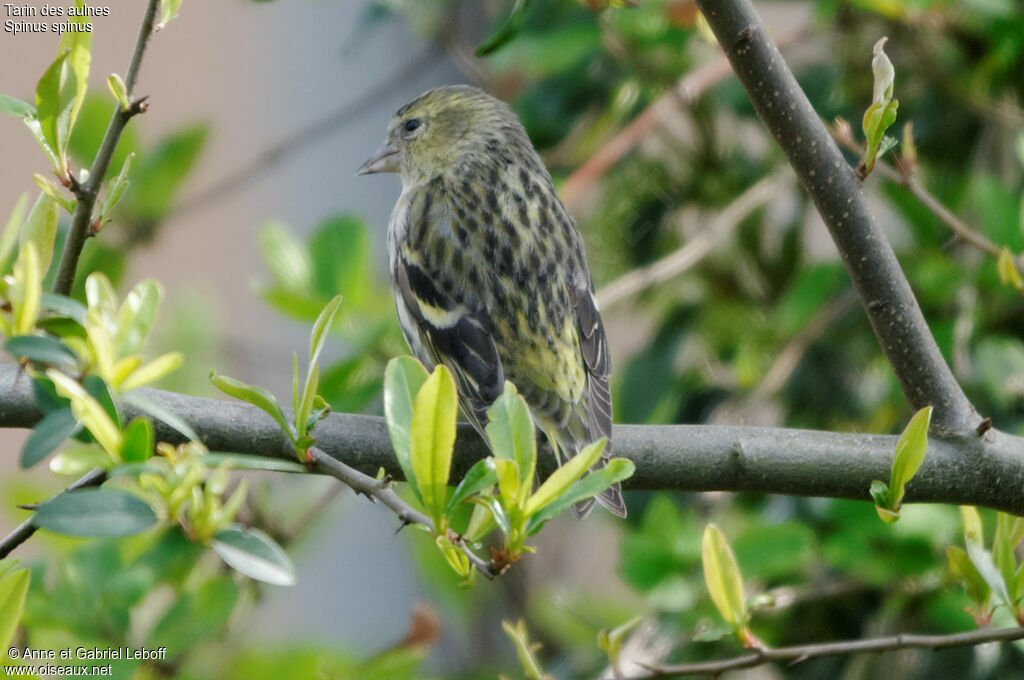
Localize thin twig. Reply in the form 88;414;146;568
308;447;500;579
53;0;160;296
171;49;442;220
0;467;106;559
627;625;1024;678
596;172;786;308
695;0;978;432
830;122;1009;264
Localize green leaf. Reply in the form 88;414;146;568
212;526;296;586
525;458;634;532
57;0;92;133
83;374;121;428
47;370;122;457
309;295;342;366
524;438;605;517
463;500;497;543
295;363;319;440
0;193;28;275
33;173;74;213
33;489;157;537
998;247;1024;291
4;334;77;366
198;452;306;473
24;116;63;174
993;512;1024;602
383;356;430;499
40;292;86;323
965;539;1014;611
485;382;536;505
869;479;890;508
35;49;75;174
409;365;458;528
85;270;118;320
502;619;551;680
702;524;749;629
859;37;899;176
0;94;34;117
21;407;80;468
0;566;30;653
100;151;134;222
962;506;984;545
447;458;499;515
598;616;643;675
11;241;42;336
476;0;532;56
210;370;294;441
121;417;154;463
948;545;991;610
107;73;129;111
121;391;199;442
49;445;114;476
888;405;932;509
119;351;183;391
295;295;342;435
115;278;162;356
435;533;471;578
157;0;184;28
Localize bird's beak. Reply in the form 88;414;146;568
356;143;400;175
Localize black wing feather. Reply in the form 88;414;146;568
395;256;504;434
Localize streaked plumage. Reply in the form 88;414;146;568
358;85;624;518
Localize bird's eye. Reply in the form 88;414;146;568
403;118;422;133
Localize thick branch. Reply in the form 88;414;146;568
629;626;1024;678
693;0;977;432
0;365;1021;514
53;0;160;296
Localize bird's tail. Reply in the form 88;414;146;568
571;481;626;519
543;422;627;519
568;456;627;519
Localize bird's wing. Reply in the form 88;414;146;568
393;250;504;437
573;284;612;448
571;283;626;518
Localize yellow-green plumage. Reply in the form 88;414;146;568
359;85;624;518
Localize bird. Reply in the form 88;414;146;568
357;84;624;518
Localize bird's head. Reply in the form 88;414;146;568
357;85;523;186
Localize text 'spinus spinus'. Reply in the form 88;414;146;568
358;85;625;518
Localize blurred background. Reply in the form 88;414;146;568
2;0;1024;678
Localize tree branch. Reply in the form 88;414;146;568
0;365;1021;516
53;0;160;296
693;0;978;432
628;626;1024;678
0;467;105;559
308;448;500;579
